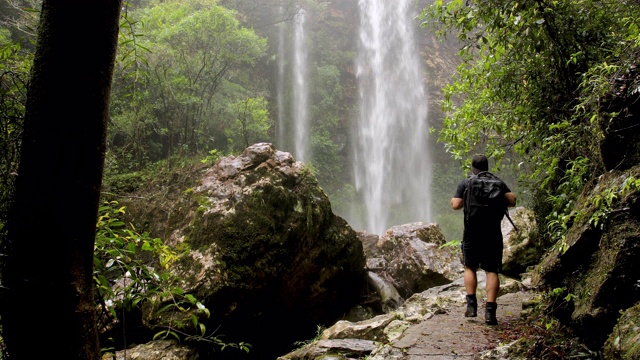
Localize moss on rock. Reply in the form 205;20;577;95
532;165;640;349
603;303;640;359
113;143;367;359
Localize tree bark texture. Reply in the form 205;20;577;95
2;1;122;359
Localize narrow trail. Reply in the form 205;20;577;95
389;292;532;359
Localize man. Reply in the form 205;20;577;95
450;154;516;325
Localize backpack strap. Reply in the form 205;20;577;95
463;176;473;224
504;210;519;232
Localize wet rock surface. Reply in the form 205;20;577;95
383;291;530;360
280;274;534;360
360;222;464;303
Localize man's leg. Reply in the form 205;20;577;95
485;271;499;325
464;266;478;317
485;271;499;302
462;239;479;317
464;266;478;295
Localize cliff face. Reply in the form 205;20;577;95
598;67;640;172
533;73;640;354
533;165;640;348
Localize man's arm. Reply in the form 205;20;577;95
505;192;517;207
451;197;463;210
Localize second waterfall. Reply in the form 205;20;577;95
350;0;432;235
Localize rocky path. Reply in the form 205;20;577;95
389;292;531;359
280;275;535;360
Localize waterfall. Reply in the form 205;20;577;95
292;10;309;162
275;8;309;162
276;6;287;150
352;0;432;234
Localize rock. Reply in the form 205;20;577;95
277;339;379;360
501;207;543;277
320;313;400;342
532;165;640;348
341;305;378;323
366;271;404;312
278;271;529;359
121;143;367;358
361;222;463;300
359;231;382;258
367;345;405;360
101;340;199;360
477;339;523;360
603;303;640;360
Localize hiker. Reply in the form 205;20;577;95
450;154;517;325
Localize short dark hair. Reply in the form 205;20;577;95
471;154;489;173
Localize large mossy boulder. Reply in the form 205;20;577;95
121;143;366;359
532;165;640;349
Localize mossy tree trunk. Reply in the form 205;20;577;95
2;1;121;359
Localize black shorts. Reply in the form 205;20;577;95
461;224;503;273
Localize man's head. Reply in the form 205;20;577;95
471;154;488;174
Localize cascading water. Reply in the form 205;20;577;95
351;0;432;235
276;6;287;150
292;10;309;162
275;8;309;162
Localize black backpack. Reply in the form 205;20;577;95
464;171;512;226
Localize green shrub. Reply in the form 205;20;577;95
94;201;250;355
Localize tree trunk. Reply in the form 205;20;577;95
2;1;122;359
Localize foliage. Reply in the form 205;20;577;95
293;324;326;349
581;174;640;231
108;0;269;171
501;290;599;359
439;238;461;250
103;171;147;194
307;64;347;195
420;0;640;246
94;201;249;354
107;1;155;172
224;96;272;152
200;148;223;166
430;160;467;241
0;25;30;241
548;172;640;254
0;0;40;47
95;201;194;341
2;0;357;212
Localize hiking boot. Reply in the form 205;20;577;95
465;294;477;317
485;302;498;325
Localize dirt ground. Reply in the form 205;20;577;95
389;292;533;359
